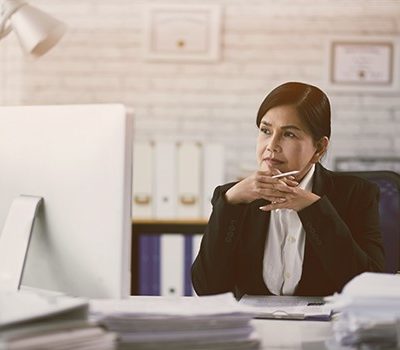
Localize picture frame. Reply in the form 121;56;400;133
144;4;221;62
326;36;400;92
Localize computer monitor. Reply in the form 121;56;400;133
0;104;133;298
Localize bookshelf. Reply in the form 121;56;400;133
131;219;208;295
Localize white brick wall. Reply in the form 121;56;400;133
1;0;400;180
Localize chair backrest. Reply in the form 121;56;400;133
342;171;400;273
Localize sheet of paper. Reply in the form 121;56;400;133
341;272;400;297
90;293;261;349
239;295;331;320
91;293;248;316
0;290;88;329
240;295;325;307
327;273;400;349
0;320;116;350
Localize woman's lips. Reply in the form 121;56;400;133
264;157;284;166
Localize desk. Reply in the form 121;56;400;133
97;295;334;349
252;318;333;349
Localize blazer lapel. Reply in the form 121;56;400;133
297;162;334;295
249;198;270;245
245;199;271;291
313;162;334;197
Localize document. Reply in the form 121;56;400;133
239;295;332;320
90;293;260;350
0;289;88;329
0;320;116;350
0;290;116;350
326;273;400;349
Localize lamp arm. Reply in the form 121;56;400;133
0;0;26;40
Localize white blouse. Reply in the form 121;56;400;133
263;164;315;295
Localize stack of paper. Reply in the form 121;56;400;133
239;295;332;320
0;290;116;350
90;293;260;350
326;273;400;349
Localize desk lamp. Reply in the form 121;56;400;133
0;0;66;57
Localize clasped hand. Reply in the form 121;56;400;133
225;170;320;212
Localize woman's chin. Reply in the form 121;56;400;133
259;163;275;173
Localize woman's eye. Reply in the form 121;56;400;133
260;128;271;135
284;131;296;138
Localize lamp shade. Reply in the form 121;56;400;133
7;1;66;57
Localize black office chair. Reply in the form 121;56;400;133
343;171;400;273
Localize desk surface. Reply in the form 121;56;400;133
252;318;333;349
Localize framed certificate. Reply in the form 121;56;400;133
326;37;400;92
144;4;221;62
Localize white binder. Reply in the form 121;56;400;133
132;142;154;218
192;234;203;264
177;142;201;218
191;234;203;295
160;234;184;296
154;142;176;219
202;143;224;217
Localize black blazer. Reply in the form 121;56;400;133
191;163;385;297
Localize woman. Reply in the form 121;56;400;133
191;82;384;298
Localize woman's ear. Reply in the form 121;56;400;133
311;137;329;163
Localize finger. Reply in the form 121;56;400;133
257;169;281;176
256;189;287;200
255;174;281;185
259;203;275;212
269;182;296;194
259;198;287;211
257;192;286;201
256;170;277;178
257;187;294;200
280;177;299;187
285;180;299;187
259;204;284;212
256;170;289;184
256;181;294;192
262;197;287;203
275;183;296;193
270;169;281;177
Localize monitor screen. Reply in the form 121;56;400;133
0;104;133;298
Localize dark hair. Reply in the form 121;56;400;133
256;82;331;142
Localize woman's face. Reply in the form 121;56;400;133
256;105;323;180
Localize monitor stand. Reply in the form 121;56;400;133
0;195;43;291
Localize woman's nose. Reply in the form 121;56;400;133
267;136;281;153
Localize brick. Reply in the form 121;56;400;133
332;137;392;152
151;78;209;91
225;2;400;18
394;138;400;152
224;33;324;49
224;47;323;64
